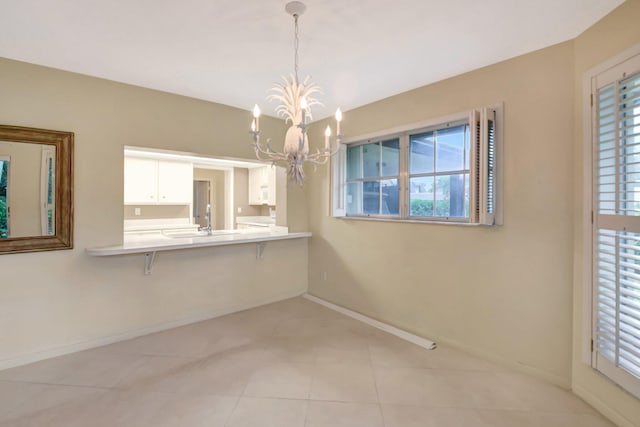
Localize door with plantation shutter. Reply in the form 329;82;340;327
592;53;640;399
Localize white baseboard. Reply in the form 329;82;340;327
0;289;306;372
303;293;436;350
573;384;637;427
304;293;571;389
423;331;572;389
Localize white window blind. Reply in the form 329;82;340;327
593;58;640;398
473;109;496;225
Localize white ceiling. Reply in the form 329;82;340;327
0;0;625;120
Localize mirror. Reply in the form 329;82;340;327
0;125;73;254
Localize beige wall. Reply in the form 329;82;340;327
0;141;44;237
123;205;190;221
0;57;308;368
306;41;576;386
572;1;640;426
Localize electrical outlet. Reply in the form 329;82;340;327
237;207;242;213
134;208;141;216
322;271;327;281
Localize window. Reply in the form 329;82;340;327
408;122;470;219
589;49;640;399
332;107;500;225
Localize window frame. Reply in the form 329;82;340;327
582;42;640;399
406;118;471;222
344;135;403;219
331;106;502;226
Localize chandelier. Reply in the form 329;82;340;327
250;1;343;184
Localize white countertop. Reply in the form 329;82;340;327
86;229;312;256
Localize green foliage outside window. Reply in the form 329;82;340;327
0;161;7;238
410;199;450;217
0;197;6;239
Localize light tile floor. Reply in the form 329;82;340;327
0;297;615;427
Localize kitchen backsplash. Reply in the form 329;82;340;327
123;205;190;220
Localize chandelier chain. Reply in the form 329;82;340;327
294;14;299;84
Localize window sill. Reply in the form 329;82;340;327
335;216;486;227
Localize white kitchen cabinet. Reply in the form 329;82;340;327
124;157;193;205
157;160;193;204
248;165;276;205
124;157;158;203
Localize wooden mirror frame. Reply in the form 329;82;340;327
0;125;74;254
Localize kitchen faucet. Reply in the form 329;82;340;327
200;204;213;235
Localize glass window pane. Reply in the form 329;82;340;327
409;176;434;217
381;139;399;177
435;176;450;217
464;124;470;170
363;142;380;178
381;179;399;215
347;145;361;180
620;180;640;215
410;132;434;174
363;181;379;214
464;174;470;217
346;182;362;215
434;174;467;217
436;125;466;172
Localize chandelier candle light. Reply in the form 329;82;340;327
251;1;343;184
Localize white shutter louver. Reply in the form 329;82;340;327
593;66;640;398
477;108;497;225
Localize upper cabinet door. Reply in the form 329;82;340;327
248;166;264;205
124;157;158;204
248;166;277;206
157;160;193;204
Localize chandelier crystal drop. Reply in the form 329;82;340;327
250;1;343;185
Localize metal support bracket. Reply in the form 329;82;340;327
144;252;157;275
256;242;266;259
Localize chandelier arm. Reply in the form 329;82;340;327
254;144;287;161
255;149;287;163
307;142;341;159
253;135;288;162
305;156;329;166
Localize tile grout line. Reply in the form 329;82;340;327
222;395;242;427
366;341;388;427
302;398;311;427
